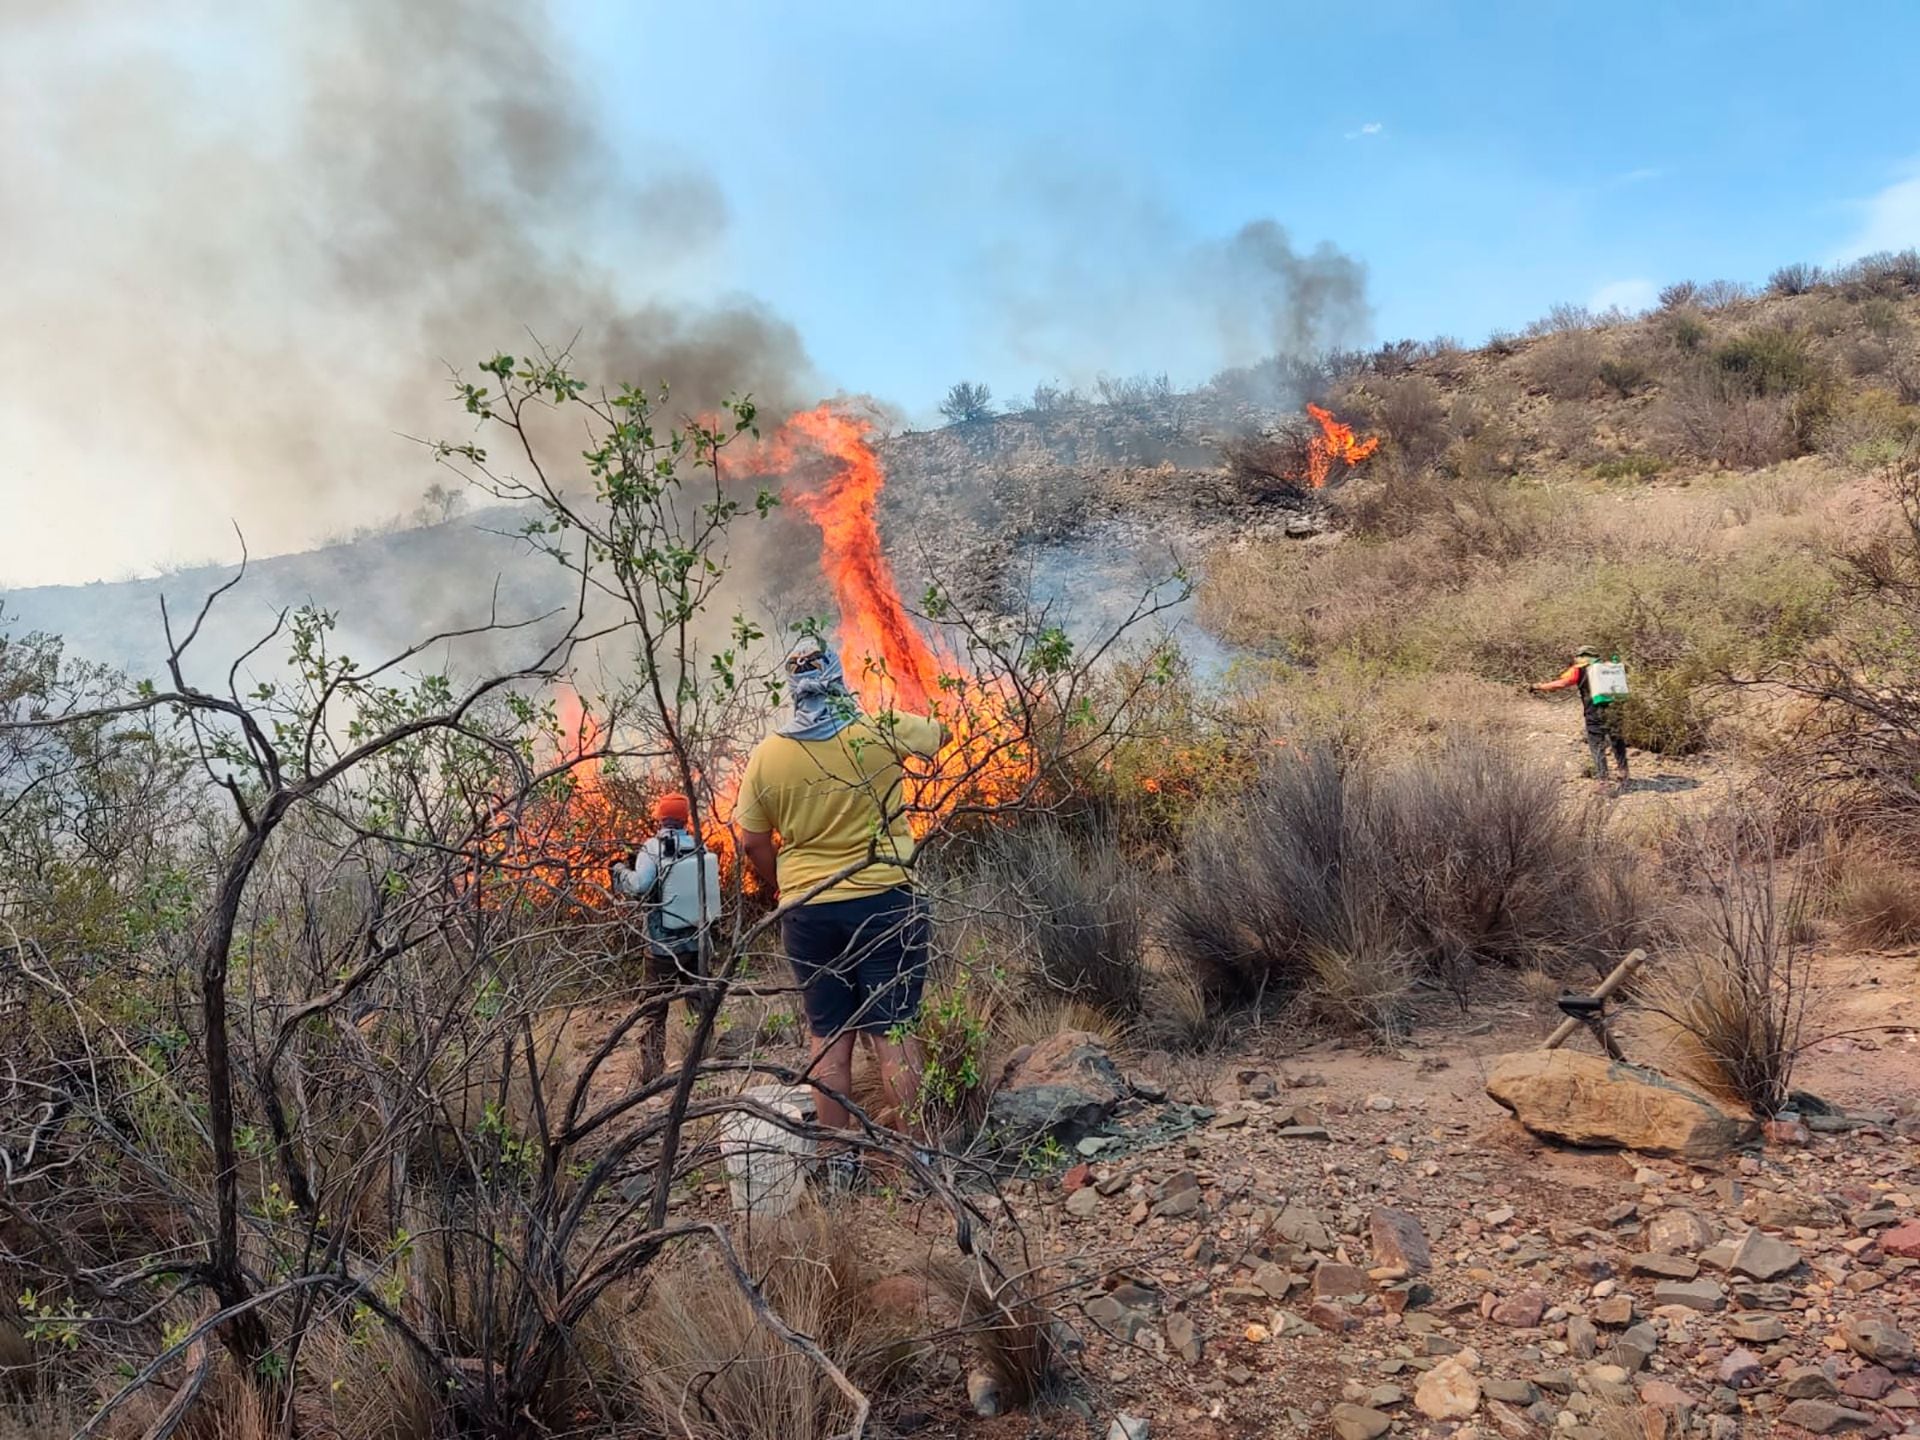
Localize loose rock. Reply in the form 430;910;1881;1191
1330;1404;1394;1440
1841;1313;1914;1366
1165;1311;1204;1365
1728;1227;1803;1280
1415;1357;1482;1420
1484;1050;1759;1158
1782;1366;1838;1400
1652;1279;1725;1312
1777;1399;1876;1434
989;1031;1129;1147
1370;1205;1434;1274
967;1369;1003;1417
1646;1210;1715;1255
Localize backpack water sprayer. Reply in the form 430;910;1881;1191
1585;657;1629;705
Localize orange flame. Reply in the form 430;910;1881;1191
1302;402;1380;489
752;405;943;713
490;403;1036;908
745;404;1027;818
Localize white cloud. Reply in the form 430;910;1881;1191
1343;122;1384;140
1613;166;1664;186
1831;169;1920;262
1588;278;1658;314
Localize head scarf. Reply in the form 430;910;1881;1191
778;638;861;741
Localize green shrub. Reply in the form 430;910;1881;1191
1661;308;1711;353
1598;355;1654;397
1591;453;1666;483
1405;547;1837;754
1712;327;1827;397
1857;297;1906;338
1817;388;1920;471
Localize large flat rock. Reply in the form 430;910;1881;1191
1485;1050;1758;1159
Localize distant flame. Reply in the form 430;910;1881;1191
1302;402;1380;489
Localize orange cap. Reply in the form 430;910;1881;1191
652;792;691;826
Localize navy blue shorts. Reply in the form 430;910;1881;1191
782;886;930;1037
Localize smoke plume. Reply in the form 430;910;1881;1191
0;1;815;587
971;169;1370;391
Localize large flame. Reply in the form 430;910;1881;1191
752;405;942;713
748;404;1026;819
489;402;1046;907
1302;402;1380;489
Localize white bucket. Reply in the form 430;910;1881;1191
719;1084;816;1218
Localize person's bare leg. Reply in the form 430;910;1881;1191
808;1031;857;1135
865;1029;926;1139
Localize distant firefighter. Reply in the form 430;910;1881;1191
1532;646;1631;790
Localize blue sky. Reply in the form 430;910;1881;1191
573;0;1920;413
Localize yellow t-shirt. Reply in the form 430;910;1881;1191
734;712;946;904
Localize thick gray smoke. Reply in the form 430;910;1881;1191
0;1;815;587
970;169;1370;391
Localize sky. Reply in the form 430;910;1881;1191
3;0;1919;585
585;0;1920;394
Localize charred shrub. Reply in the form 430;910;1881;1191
1220;430;1311;502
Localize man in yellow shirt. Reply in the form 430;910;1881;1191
736;638;947;1163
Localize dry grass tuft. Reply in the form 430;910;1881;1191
919;1257;1060;1411
610;1207;917;1440
1831;846;1920;947
1642;816;1812;1116
1166;739;1643;1031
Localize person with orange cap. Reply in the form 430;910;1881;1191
611;791;722;1077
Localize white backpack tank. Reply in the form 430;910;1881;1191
1586;659;1629;704
656;837;722;932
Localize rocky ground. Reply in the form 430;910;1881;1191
844;960;1920;1440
